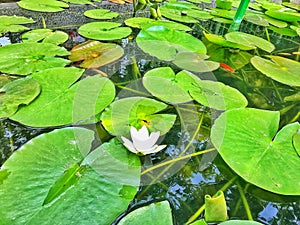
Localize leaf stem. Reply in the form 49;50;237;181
236;181;253;220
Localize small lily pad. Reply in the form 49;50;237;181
101;97;176;137
210;8;236;19
84;9;119;19
245;14;269;27
0;42;70;75
266;8;300;22
0;77;40;118
251;55;300;86
225;32;275;53
17;0;69;12
0;15;35;36
69;40;124;68
268;25;298;37
117;201;173;225
22;29;69;45
136;25;206;61
78;22;132;41
211;108;300;195
10;67;115;127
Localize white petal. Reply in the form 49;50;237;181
142;145;167;155
121;136;138;154
149;131;160;143
132;131;160;151
131;125;149;141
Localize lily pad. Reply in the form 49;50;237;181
10;67;115;127
0;127;140;224
17;0;69;12
69;40;124;68
293;131;300;157
0;42;70;75
268;25;298;37
101;97;176;137
84;9;119;19
244;14;270;27
78;22;132;41
210;8;236;19
211;108;300;195
124;17;192;31
251;55;300;86
136;25;206;61
0;77;40;118
266;9;300;22
63;0;94;4
0;15;35;36
219;221;265;225
225;32;275;53
117;201;173;225
22;29;69;45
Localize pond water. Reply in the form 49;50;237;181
0;1;300;225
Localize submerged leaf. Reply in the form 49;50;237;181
69;40;124;68
0;77;40;118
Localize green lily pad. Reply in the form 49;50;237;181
124;17;192;31
244;14;269;27
0;15;35;36
282;2;300;11
212;17;232;24
78;22;132;41
84;9;119;19
0;42;70;75
268;25;298;37
0;127;140;224
290;25;300;36
211;108;300;195
117;201;173;225
293;131;300;157
101;97;176;137
251;55;300;86
173;52;220;72
0;77;40;118
261;14;287;28
266;9;300;22
136;25;206;61
0;74;17;88
63;0;94;4
69;40;124;68
22;29;69;45
17;0;69;12
10;67;115;127
219;221;265;225
210;8;236;19
225;32;275;53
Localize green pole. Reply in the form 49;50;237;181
228;0;250;32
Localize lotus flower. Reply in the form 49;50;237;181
121;125;167;155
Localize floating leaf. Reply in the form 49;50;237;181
101;97;176;137
0;15;35;36
173;52;220;72
268;25;298;37
219;221;265;225
78;22;132;40
136;25;206;61
22;29;68;45
117;201;173;225
210;8;236;19
0;128;140;224
266;9;300;22
225;32;275;53
251;55;300;86
261;14;287;28
293;131;300;157
212;17;232;24
211;108;300;195
0;42;70;75
17;0;69;12
69;40;124;68
282;2;300;11
10;67;115;127
124;17;192;31
0;77;40;118
84;9;119;19
63;0;93;4
245;14;269;27
205;191;227;222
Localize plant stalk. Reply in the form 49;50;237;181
228;0;250;32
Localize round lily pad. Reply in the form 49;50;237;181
136;25;206;61
117;201;173;225
0;127;140;224
22;29;69;45
0;15;35;36
84;9;119;19
78;22;132;41
266;9;300;22
251;55;300;87
0;42;70;75
211;108;300;195
0;77;40;118
225;32;275;53
100;97;176;137
69;40;124;68
17;0;69;12
10;67;115;127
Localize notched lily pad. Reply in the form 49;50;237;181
78;22;132;40
17;0;69;12
136;25;206;61
0;77;40;118
0;42;70;75
211;108;300;195
69;40;124;68
101;97;176;137
0;15;35;36
84;9;119;19
22;29;69;45
251;55;300;86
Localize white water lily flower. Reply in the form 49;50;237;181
121;125;167;155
